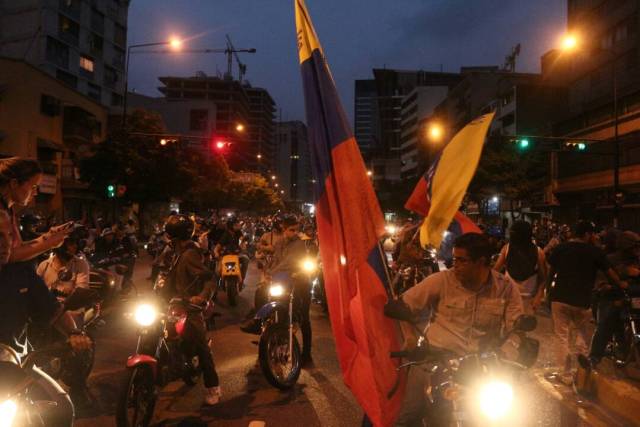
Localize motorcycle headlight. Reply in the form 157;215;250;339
0;399;17;427
269;284;285;297
134;304;157;327
144;244;149;250
301;258;317;273
477;381;513;420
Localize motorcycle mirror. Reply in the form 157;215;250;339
513;314;537;332
384;299;415;323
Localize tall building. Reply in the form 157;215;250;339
399;86;449;179
245;87;276;172
0;0;129;109
275;121;312;203
158;73;251;170
354;79;379;159
545;0;640;227
0;57;108;219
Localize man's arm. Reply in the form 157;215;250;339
181;249;215;300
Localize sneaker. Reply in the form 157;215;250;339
204;386;222;406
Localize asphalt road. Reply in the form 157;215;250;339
75;256;362;427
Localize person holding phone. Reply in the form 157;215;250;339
0;157;72;262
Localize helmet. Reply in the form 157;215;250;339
164;214;195;241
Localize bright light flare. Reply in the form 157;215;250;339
169;37;182;50
366;170;373;177
134;304;157;327
0;399;17;427
216;141;226;150
477;381;514;420
427;123;444;142
561;34;578;51
301;258;317;273
160;139;168;146
235;123;245;132
269;284;285;297
385;224;397;235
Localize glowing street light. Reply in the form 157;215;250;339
160;139;168;146
275;183;279;188
427;123;444;143
271;175;277;180
235;123;245;132
560;34;578;51
280;190;285;194
257;154;262;159
366;170;373;177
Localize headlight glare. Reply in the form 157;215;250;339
134;304;157;327
301;258;317;273
0;399;17;427
269;284;285;297
478;381;513;420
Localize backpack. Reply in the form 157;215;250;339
505;243;539;282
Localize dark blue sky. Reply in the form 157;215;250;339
128;0;567;124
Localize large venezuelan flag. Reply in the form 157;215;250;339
407;113;495;248
295;1;404;425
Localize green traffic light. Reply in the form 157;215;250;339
518;139;529;149
577;142;586;151
107;185;115;191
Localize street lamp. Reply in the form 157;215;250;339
427;122;444;143
122;37;182;128
560;33;621;226
366;170;373;177
271;175;277;180
235;123;245;132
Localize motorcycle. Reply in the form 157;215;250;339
385;303;539;426
0;342;75;426
116;297;209;427
392;248;440;295
217;252;243;307
254;257;317;390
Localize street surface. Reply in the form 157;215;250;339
76;255;362;426
73;255;591;426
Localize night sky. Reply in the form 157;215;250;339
127;0;567;124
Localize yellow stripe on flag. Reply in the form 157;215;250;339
295;0;323;64
420;112;495;248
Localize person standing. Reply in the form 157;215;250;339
532;221;625;381
494;221;547;313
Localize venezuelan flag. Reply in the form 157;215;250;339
407;113;495;248
295;1;404;425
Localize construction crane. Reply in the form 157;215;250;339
226;34;253;83
140;39;256;82
503;43;521;72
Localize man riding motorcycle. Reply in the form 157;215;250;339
164;214;222;405
214;218;249;284
386;233;524;426
37;230;90;296
241;216;314;365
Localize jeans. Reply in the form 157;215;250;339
183;313;219;388
590;300;624;362
294;281;312;357
551;302;592;372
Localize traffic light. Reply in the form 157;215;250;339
107;184;115;198
565;141;587;151
517;138;530;150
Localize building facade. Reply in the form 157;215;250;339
545;0;640;228
354;79;379;159
0;57;108;219
245;87;276;172
275;121;312;204
0;0;129;109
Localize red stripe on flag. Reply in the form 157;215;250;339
404;175;430;217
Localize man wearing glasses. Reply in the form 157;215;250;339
389;233;524;426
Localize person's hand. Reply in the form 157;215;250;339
190;295;206;306
50;221;74;234
68;334;92;353
43;229;69;248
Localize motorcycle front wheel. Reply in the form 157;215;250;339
258;323;301;390
225;276;238;307
116;365;157;427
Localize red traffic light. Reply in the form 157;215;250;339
215;140;227;150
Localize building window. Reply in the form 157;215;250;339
89;33;103;57
88;83;101;102
190;109;208;131
103;65;117;88
114;23;126;47
91;8;104;33
56;69;77;89
46;36;69;68
40;95;61;117
58;14;79;46
112;45;125;69
111;92;123;107
79;55;94;72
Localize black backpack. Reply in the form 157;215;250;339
505;243;538;281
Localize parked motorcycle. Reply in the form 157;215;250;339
0;342;75;426
385;304;539;426
116;297;210;427
255;257;317;389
